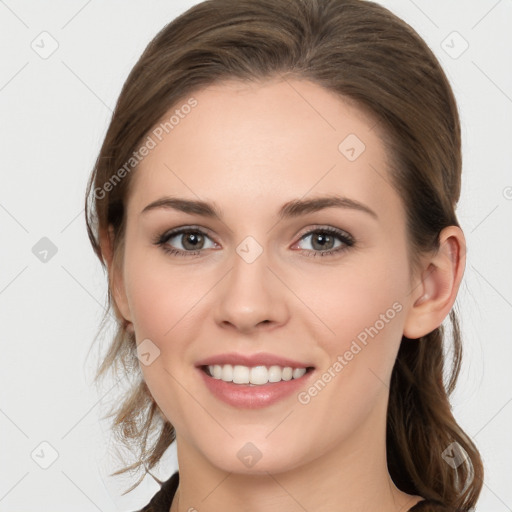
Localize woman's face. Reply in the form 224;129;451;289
113;78;420;474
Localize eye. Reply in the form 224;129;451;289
153;226;217;257
293;226;355;257
153;225;355;258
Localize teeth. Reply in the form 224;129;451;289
207;364;308;385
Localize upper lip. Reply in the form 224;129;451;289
195;352;315;369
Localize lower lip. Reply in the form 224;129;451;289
197;367;315;409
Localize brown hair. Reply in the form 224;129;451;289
84;0;483;507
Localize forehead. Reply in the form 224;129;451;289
127;78;400;222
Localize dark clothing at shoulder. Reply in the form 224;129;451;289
132;472;179;512
131;471;456;512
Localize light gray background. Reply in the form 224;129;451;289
1;1;511;510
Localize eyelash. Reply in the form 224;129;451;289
152;225;355;258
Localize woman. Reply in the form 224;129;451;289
84;0;483;510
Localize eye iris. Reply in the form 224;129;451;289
312;232;334;251
182;232;203;250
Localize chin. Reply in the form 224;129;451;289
202;442;306;476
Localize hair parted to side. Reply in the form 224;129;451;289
84;0;483;506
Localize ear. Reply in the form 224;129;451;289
99;225;133;325
403;226;466;339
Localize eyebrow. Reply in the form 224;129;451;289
140;194;378;220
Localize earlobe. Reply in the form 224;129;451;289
99;225;133;326
403;226;465;339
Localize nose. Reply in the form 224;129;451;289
213;246;290;334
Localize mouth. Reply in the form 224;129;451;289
199;364;316;386
197;362;316;409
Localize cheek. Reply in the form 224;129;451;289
124;248;209;341
302;251;409;372
122;252;207;424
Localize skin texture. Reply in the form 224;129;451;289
102;78;466;512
